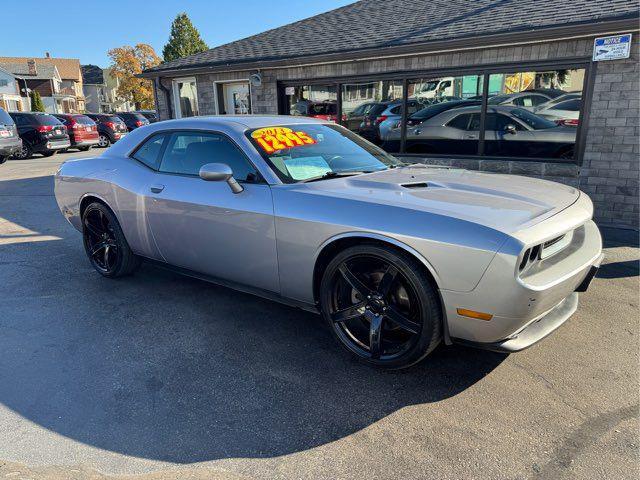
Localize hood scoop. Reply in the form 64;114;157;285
401;182;429;189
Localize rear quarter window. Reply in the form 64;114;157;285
0;108;14;125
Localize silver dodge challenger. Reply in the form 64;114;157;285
54;116;603;368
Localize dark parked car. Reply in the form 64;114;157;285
0;107;22;164
344;100;398;143
116;112;150;132
9;112;70;159
85;113;129;147
135;110;158;123
290;100;343;123
52;114;99;151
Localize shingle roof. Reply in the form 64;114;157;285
81;65;104;85
145;0;639;74
0;57;81;81
0;62;60;80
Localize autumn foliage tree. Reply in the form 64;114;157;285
162;13;208;62
108;44;161;110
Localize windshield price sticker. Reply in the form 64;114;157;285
251;127;316;153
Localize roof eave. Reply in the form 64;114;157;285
140;16;639;78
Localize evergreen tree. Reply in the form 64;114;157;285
30;91;45;112
162;13;208;62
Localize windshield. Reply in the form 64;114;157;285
0;108;14;125
246;124;403;183
509;108;557;130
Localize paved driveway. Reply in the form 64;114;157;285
0;150;638;480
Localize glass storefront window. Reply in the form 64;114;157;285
392;75;484;154
286;85;338;122
485;68;584;159
341;80;403;151
173;78;199;118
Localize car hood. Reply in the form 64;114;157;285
295;165;580;234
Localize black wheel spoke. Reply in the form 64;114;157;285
367;310;383;359
385;305;420;334
104;245;111;267
338;263;374;298
331;302;365;323
377;265;398;297
83;217;101;237
90;241;107;256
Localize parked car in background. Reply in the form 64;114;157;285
535;94;582;126
135;110;159;123
344;101;395;142
85;113;128;147
290;100;342;123
402;105;576;158
116;112;150;132
381;99;482;146
376;99;423;144
52;114;99;151
9;112;70;159
0;107;22;164
488;91;553;110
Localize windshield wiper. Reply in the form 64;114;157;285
301;170;372;183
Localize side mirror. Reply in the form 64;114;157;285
199;163;244;194
504;124;517;135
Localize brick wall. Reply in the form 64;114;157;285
154;33;639;229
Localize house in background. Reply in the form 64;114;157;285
81;64;135;113
0;54;85;112
0;65;24;111
0;60;65;113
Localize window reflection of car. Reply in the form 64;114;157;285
375;100;423;144
381;99;481;146
535;94;582;126
402;105;577;159
413;78;454;99
343;101;391;142
290;100;341;123
488;92;553;110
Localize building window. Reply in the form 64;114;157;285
279;63;588;164
341;80;403;152
214;81;251;115
286;85;338;121
172;77;199;118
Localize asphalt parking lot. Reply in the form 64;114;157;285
0;149;638;480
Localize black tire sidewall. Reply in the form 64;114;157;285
320;244;442;369
82;203;138;278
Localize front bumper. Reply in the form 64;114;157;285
452;249;602;352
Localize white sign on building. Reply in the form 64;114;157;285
593;34;632;61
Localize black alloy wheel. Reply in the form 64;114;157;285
12;143;32;159
320;245;442;369
82;203;140;278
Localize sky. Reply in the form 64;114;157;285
1;0;354;67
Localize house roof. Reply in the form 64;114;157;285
0;62;60;81
81;64;104;85
0;57;82;81
143;0;639;75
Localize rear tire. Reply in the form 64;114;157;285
12;143;32;159
98;134;111;148
0;155;6;164
82;202;141;278
320;244;442;369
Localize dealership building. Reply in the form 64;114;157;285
142;0;640;229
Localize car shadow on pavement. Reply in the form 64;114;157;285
0;173;506;463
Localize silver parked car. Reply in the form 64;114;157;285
393;105;577;158
55;116;603;368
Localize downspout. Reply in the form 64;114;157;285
157;77;173;119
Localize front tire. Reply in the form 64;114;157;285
320;245;442;369
82;202;141;278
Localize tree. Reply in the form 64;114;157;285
108;44;161;110
162;13;208;63
30;91;45;112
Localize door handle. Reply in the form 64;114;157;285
150;184;165;193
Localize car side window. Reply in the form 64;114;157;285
495;114;524;131
447;113;473;130
159;131;258;182
132;134;166;170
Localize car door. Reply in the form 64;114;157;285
143;130;279;293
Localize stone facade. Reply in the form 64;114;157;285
154;34;640;229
